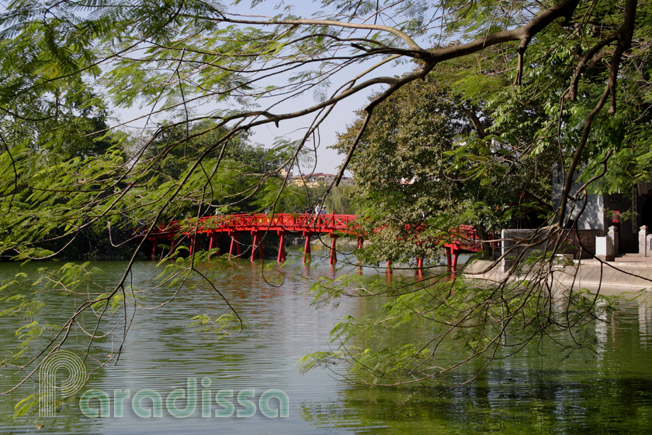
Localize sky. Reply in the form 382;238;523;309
112;77;369;174
108;0;415;175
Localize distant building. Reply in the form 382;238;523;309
291;172;352;188
552;167;652;253
278;167;293;179
500;170;652;271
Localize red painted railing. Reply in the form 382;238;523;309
152;213;358;237
444;224;482;252
147;213;482;269
198;213;358;234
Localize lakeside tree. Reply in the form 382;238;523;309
0;0;650;401
137;119;305;216
332;70;555;264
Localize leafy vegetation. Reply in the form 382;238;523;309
0;0;649;401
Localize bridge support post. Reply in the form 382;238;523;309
445;246;459;272
277;232;286;263
251;231;263;262
229;233;241;259
169;238;176;256
386;260;392;283
208;233;218;252
189;234;195;256
303;233;312;264
355;236;364;267
151;241;157;261
328;234;338;265
416;257;423;277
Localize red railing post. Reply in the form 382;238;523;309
356;235;364;267
303;232;312;264
451;250;459;269
329;234;338;265
277;231;286;263
189;234;195;256
229;232;241;259
446;245;459;274
251;231;263;262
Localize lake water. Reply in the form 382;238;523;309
1;251;651;434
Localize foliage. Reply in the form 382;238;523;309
0;263;108;372
188;312;247;339
333;70;557;261
0;0;649;396
302;265;618;385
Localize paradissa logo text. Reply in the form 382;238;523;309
79;378;289;418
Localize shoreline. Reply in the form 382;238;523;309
464;258;652;296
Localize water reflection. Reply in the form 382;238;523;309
639;298;651;346
0;255;651;434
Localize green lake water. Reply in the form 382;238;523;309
1;252;651;434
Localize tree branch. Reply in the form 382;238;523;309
557;0;637;226
425;0;580;64
568;35;617;101
212;15;423;51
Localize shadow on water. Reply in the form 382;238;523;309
301;375;652;434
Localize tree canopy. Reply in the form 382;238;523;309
0;0;650;393
1;0;647;235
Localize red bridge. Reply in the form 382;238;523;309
147;213;482;270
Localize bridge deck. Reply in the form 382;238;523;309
147;213;482;269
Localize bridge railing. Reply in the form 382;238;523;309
147;213;482;253
182;212;359;234
446;225;481;251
